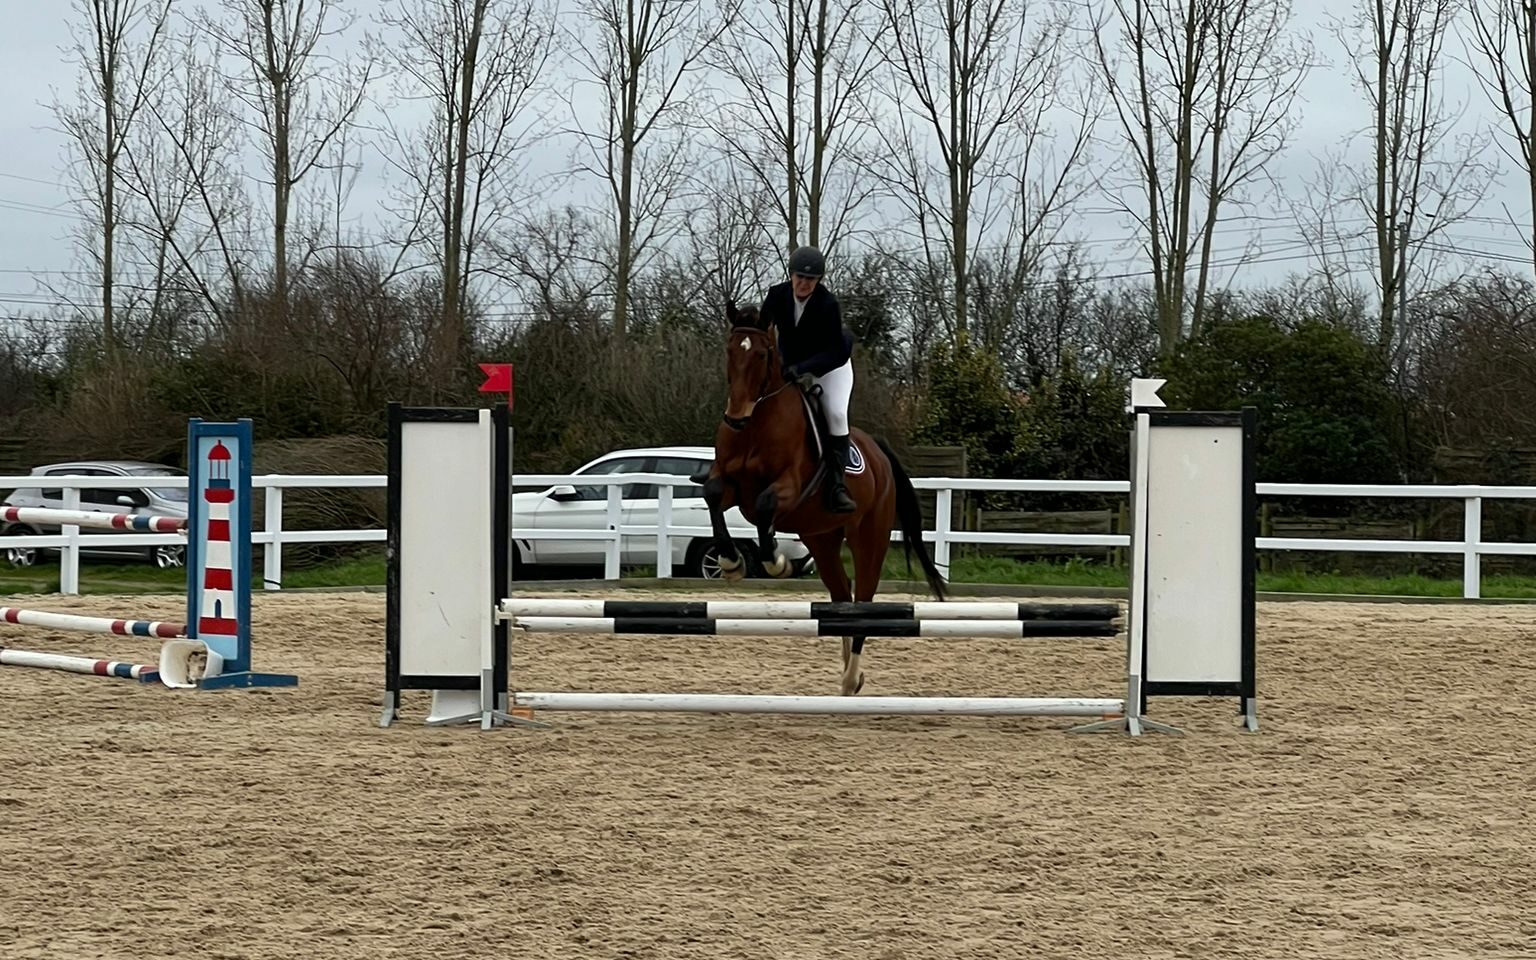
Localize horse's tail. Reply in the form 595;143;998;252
874;436;949;601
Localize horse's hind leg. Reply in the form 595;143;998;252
803;529;863;695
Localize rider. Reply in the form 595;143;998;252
761;245;857;513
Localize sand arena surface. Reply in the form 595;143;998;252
0;587;1533;959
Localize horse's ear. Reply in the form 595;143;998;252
724;298;739;325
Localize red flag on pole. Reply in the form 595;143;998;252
478;362;514;411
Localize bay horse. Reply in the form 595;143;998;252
696;300;948;696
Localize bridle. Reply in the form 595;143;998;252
723;326;794;431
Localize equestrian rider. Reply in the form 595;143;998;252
760;245;858;513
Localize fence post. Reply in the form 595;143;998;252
1463;496;1482;600
656;485;673;579
264;486;284;590
934;488;953;577
605;484;622;580
61;486;81;596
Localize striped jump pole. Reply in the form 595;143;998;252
498;598;1121;622
508;616;1120;638
0;606;186;639
0;647;160;682
0;505;185;533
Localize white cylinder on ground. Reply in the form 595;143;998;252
157;639;221;689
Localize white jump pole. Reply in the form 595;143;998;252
512;692;1125;717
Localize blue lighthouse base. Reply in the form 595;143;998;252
198;670;300;690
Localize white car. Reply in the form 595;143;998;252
510;445;816;579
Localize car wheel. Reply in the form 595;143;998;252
3;526;40;568
153;544;186;569
694;540;760;579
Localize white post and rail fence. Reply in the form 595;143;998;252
1;472;1531;600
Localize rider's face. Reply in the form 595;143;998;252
791;274;819;300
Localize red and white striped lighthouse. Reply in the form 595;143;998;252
197;440;239;638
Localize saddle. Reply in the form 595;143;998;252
797;382;834;490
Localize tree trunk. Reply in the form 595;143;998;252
1166;0;1200;352
947;2;967;339
1374;0;1395;351
103;61;118;354
444;0;488;382
808;0;826;248
614;3;640;342
785;0;798;252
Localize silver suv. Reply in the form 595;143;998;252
1;460;190;568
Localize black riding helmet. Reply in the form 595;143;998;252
788;245;825;278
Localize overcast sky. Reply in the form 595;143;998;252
1;0;1531;326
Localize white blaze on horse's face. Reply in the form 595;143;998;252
740;336;751;352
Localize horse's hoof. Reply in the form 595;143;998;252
763;553;792;578
718;554;746;582
840;673;865;696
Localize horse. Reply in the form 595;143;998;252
695;300;949;696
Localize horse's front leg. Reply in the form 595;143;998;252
754;484;801;579
702;475;748;582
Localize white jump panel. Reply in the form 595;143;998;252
1142;421;1245;686
397;413;493;680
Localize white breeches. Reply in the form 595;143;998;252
814;360;853;435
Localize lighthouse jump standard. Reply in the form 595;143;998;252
171;418;298;690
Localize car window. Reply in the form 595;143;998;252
102;488;152;509
129;466;189;503
574;457;650;501
42;468;106;503
652;457;708;500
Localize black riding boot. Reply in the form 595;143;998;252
824;435;857;513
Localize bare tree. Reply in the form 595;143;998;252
53;0;172;353
873;0;1095;344
201;0;374;323
675;165;780;312
493;206;611;324
1302;0;1492;357
120;31;254;330
1092;0;1313;357
709;0;886;256
564;0;736;340
1466;0;1536;274
382;0;557;387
